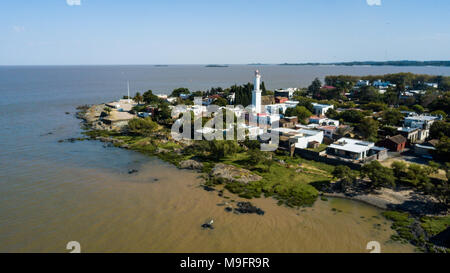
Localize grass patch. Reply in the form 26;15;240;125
420;216;450;236
382;211;415;243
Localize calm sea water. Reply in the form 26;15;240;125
1;65;449;252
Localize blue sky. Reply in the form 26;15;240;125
1;0;449;65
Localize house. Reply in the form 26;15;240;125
311;103;334;116
317;125;337;139
308;116;339;127
270;127;324;150
372;80;395;89
293;129;324;149
326;138;387;162
355;80;370;87
279;116;298;128
397;127;420;144
425;82;438;88
404;115;440;130
376;134;407;152
274;88;297;99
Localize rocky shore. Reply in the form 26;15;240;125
73;103;449;252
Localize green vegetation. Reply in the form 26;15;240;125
355;117;379;141
285;105;312;124
128;117;158;136
383;211;450;252
420;216;450;236
382;211;416;243
170;87;190;98
332;165;357;192
361;161;395;188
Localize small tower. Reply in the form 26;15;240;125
252;70;262;113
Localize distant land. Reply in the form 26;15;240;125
279;61;450;67
205;64;229;68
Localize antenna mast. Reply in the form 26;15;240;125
127;81;130;103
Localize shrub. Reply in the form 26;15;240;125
128;117;157;136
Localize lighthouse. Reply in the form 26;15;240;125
252;70;262;113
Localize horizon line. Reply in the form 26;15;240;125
1;60;450;67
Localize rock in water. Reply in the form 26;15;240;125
202;185;215;192
128;169;138;174
201;219;214;229
235;202;265;215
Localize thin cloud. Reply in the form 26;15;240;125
12;26;25;33
66;0;81;6
366;0;381;6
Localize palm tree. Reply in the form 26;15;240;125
133;92;143;104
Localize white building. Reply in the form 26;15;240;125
404;115;440;130
270;127;324;149
327;138;375;160
274;88;297;99
312;103;334;116
309;116;339;127
293;129;324;149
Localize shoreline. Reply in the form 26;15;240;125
73;103;449;252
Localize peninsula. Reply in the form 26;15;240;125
75;71;450;252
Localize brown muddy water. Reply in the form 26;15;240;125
0;157;415;253
1;65;433;252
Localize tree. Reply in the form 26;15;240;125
170;88;190;98
356;117;379;141
127;117;157;136
359;86;381;102
434;136;450;161
143;90;160;104
339;110;365;123
411;104;424;114
429;180;450;207
429;121;450;139
215;97;228;107
332;165;357;192
155;102;172;123
392;161;408;180
133;92;143;104
382;108;403;126
430;110;447;120
361;161;395;189
285;106;312;124
325;108;339;119
308;78;322;99
103;106;112;114
427;161;440;175
362;102;387;112
429;91;450;114
208;140;239;161
403;164;431;187
383;90;399;105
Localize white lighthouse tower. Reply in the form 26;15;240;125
252;70;262;113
